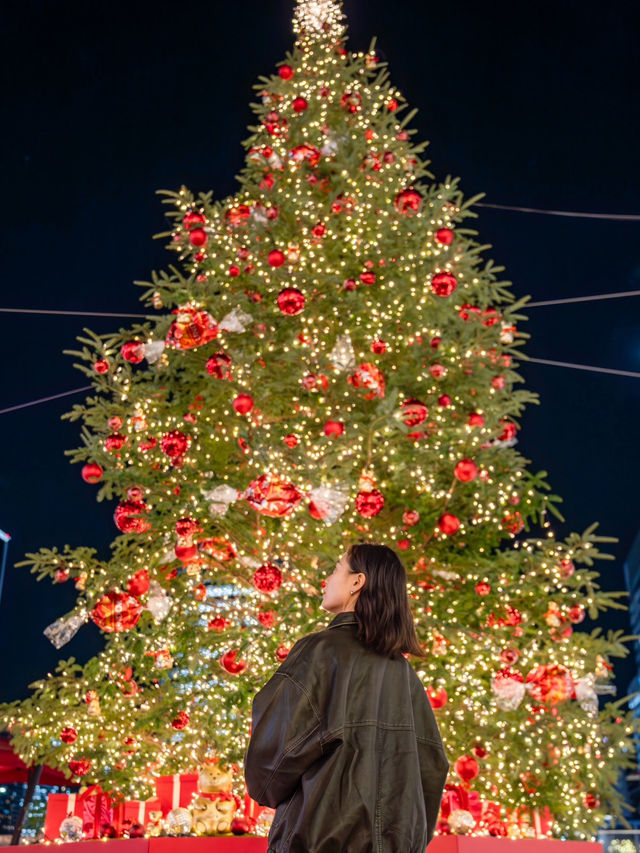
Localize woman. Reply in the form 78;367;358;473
244;542;449;853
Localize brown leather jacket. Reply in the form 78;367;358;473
244;610;449;852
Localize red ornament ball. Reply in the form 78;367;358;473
189;228;207;247
475;582;491;596
468;412;484;428
371;339;387;354
427;686;448;709
81;463;104;484
402;398;428;427
171;711;190;730
454;459;478;482
220;650;247;675
161;430;191;458
355;489;385;518
208;616;231;631
91;591;143;632
276;645;290;662
568;604;585;624
68;758;91;777
60;726;78;744
284;434;298;448
438;394;452;407
94;359;109;374
435;228;455;245
267;249;286;267
114;500;151;534
584;792;600;810
258;610;276;628
126;569;150;597
206;352;233;380
54;567;70;583
105;434;126;452
394;188;422;215
277;287;306;315
438;513;460;535
121;341;145;364
233;394;254;414
231;816;253;836
278;64;294;80
431;272;457;297
324;420;344;437
403;509;420;526
455;755;479;783
292;97;308;113
253;562;283;593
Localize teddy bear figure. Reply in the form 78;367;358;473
191;795;237;835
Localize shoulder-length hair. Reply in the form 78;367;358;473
346;542;425;659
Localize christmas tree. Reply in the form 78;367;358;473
2;0;638;839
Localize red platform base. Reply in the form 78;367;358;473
23;834;604;852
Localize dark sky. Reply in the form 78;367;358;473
1;0;639;704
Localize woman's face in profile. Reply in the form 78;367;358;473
321;553;354;613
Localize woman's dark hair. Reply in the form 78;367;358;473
345;542;426;659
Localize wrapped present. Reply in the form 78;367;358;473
79;785;114;839
507;805;554;838
44;792;82;841
244;791;275;831
113;797;162;836
155;773;199;815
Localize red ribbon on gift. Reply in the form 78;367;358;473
78;785;113;839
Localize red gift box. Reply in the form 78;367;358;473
43;792;83;841
113;797;163;835
155;773;199;815
79;785;114;839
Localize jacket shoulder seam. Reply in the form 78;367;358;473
273;670;324;728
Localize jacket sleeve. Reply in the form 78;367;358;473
244;654;324;808
411;675;450;845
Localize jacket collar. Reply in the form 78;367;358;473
327;611;359;629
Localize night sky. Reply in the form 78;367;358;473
1;0;639;705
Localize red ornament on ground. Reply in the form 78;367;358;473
91;591;143;632
277;288;305;315
233;394;254;414
431;272;457;296
438;513;460;535
355;489;385;518
253;562;283;593
121;341;145;364
81;463;103;484
114;500;151;534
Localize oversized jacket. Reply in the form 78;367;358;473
244;610;450;853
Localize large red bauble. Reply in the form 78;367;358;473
121;341;145;364
244;474;303;517
206;352;233;379
355;489;385;518
189;228;207;247
431;272;458;297
276;645;290;661
435;228;455;245
68;758;91;777
114;500;151;534
277;287;305;315
438;513;460;535
253;562;283;593
394;188;422;214
402;398;428;427
455;755;479;783
82;463;103;484
166;307;218;350
347;363;385;399
427;686;448;709
468;412;484;428
60;726;78;744
292;97;308;113
324;420;344;437
289;144;321;167
454;459;478;482
171;711;190;730
91;591;143;632
278;64;294;80
126;569;150;597
225;204;251;226
183;211;206;228
220;650;247;675
268;249;286;267
161;430;191;458
233;394;254;414
105;433;126;452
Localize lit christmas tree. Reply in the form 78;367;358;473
2;0;638;839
